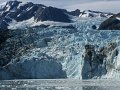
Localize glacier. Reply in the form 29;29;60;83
1;17;120;80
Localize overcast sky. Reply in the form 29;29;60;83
0;0;120;13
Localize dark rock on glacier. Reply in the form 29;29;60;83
92;25;97;29
34;6;71;23
98;13;120;30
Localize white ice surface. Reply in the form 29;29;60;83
8;17;73;30
116;17;120;21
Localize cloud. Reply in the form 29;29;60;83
0;0;119;13
65;1;120;13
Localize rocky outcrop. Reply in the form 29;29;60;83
34;6;71;23
68;9;81;16
98;13;120;30
82;42;118;79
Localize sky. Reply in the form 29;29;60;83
0;0;120;13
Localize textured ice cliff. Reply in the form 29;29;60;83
0;53;66;80
0;17;120;80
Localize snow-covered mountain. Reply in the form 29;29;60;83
0;1;72;30
79;10;113;18
0;1;115;30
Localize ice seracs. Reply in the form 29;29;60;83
1;16;120;80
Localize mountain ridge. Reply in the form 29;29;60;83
99;13;120;30
0;0;115;30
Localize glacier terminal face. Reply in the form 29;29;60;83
1;17;120;80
